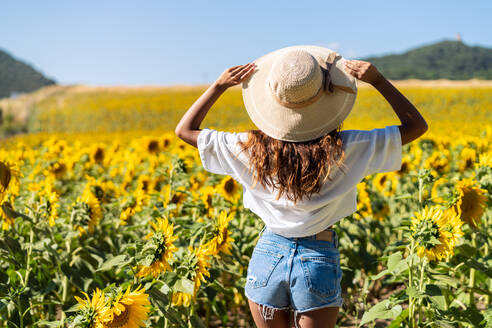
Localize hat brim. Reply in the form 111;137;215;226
242;45;358;142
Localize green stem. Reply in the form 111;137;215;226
62;239;71;303
485;241;490;306
17;295;23;328
417;257;427;324
469;233;477;306
408;240;415;328
24;228;34;288
418;177;423;205
188;304;194;328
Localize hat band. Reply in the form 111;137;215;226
269;63;355;109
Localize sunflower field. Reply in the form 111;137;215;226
0;85;491;327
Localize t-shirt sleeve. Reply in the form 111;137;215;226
197;128;242;176
343;125;402;176
365;125;402;175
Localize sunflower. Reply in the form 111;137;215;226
145;137;161;154
162;185;188;208
120;189;147;225
216;176;240;203
42;191;59;227
453;177;488;228
458;147;476;172
199;185;216;215
161;134;172;151
478;152;492;167
191;244;212;296
0;202;17;230
44;160;68;179
424;150;451;175
411;205;462;262
372;172;398;197
397;155;414;175
171;291;192;307
136;174;156;193
204;210;235;256
73;288;111;328
440;207;464;253
190;172;207;191
431;177;451;204
354;182;372;220
0;160;20;194
104;285;150;328
83;175;119;203
89;143;107;165
135;217;179;278
71;193;103;235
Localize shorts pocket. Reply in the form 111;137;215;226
300;254;341;298
246;248;283;289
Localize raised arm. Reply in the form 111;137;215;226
175;62;256;147
343;60;428;146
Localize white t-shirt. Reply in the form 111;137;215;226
197;126;402;237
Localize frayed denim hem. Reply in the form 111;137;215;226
244;290;290;322
292;300;343;328
245;291;342;328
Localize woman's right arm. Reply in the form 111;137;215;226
343;60;428;146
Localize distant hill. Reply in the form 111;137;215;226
0;49;56;99
362;40;492;80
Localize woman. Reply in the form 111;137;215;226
175;45;427;328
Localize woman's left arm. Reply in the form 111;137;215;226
175;62;257;147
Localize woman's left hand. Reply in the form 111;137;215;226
215;62;257;89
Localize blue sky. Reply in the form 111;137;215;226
1;0;490;85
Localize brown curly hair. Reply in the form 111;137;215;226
236;125;347;204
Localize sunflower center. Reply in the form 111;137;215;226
460;188;475;214
218;229;228;246
94;148;104;163
0;162;11;190
148;140;160;153
206;195;213;208
92;185;105;201
52;162;67;176
106;304;130;327
224;179;235;194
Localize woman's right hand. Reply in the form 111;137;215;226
343;60;383;85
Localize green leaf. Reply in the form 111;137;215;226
1;203;33;222
370;269;390;280
35;320;62;327
388;308;409;328
387;252;402;272
456;243;477;257
406;287;421;298
148;286;169;308
174;278;195;295
432;320;457;328
430;274;459;288
190;313;208;328
96;255;128;272
425;284;446;311
360;299;402;326
1;235;23;257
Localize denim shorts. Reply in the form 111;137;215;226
244;225;343;326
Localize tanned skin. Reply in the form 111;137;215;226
175;59;428;328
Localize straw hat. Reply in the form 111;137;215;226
242;45;358;142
